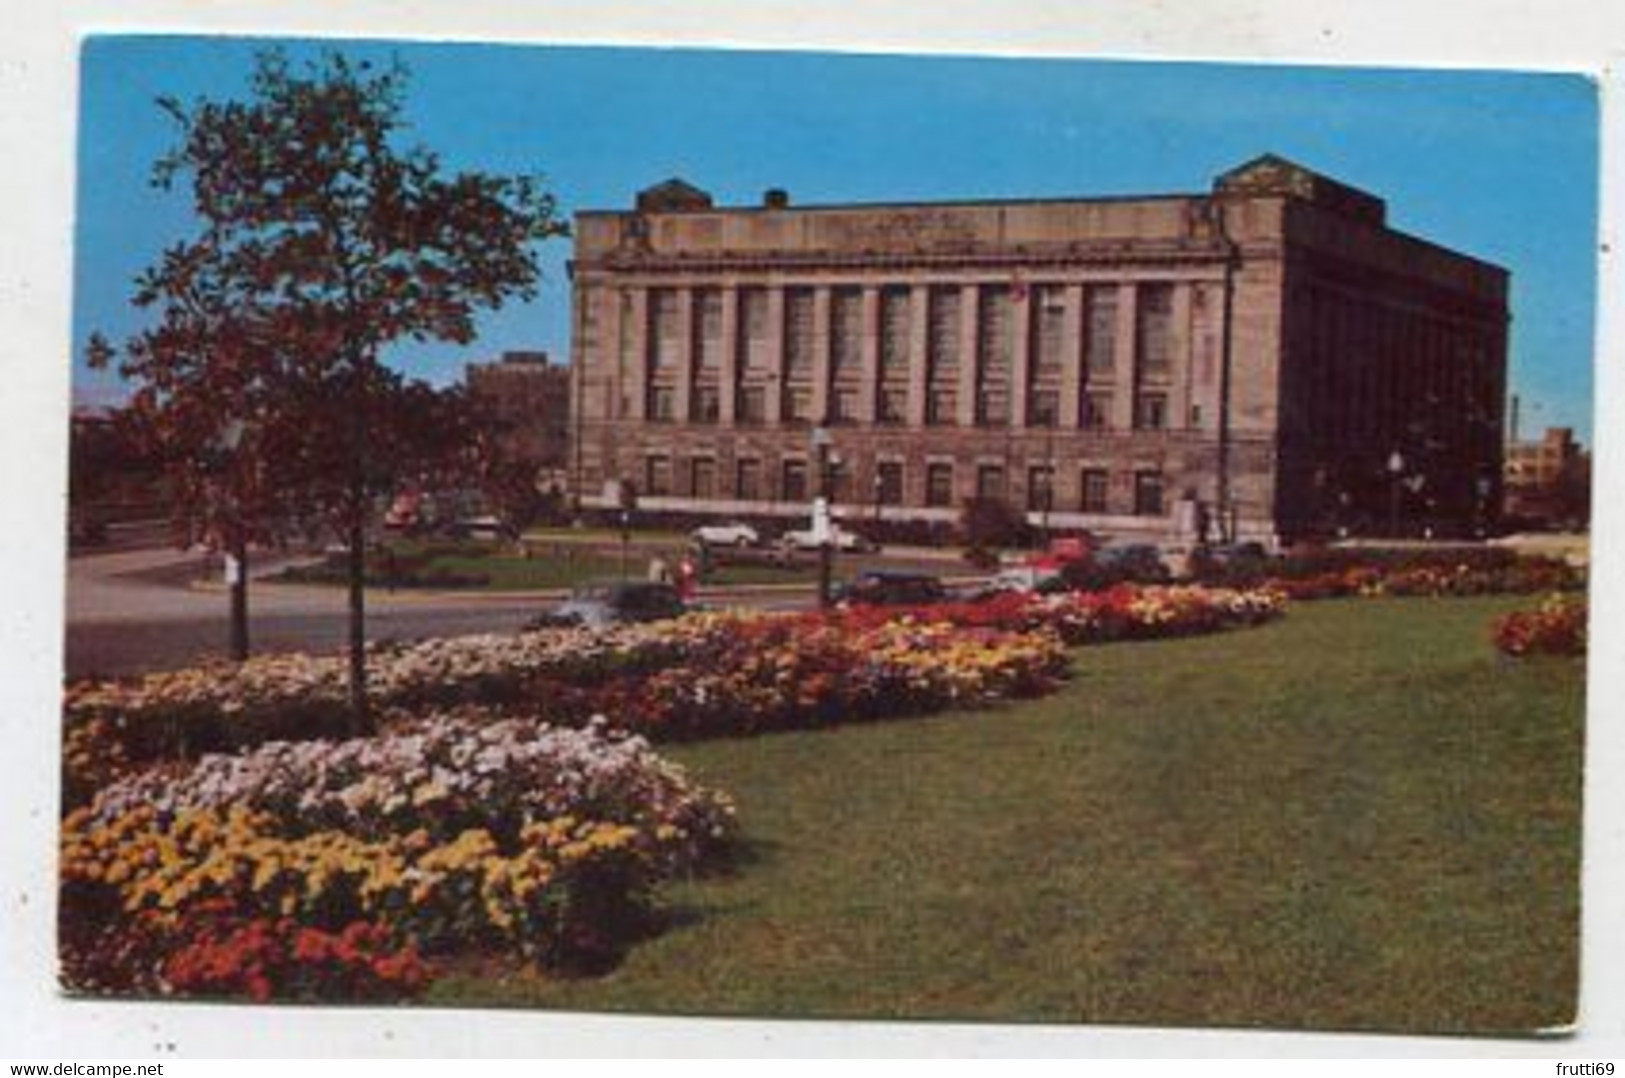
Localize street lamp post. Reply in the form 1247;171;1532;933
1387;450;1406;539
812;425;835;608
211;419;248;662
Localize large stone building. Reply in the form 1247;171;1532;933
568;155;1508;543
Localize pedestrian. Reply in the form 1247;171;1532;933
676;554;698;601
648;553;671;585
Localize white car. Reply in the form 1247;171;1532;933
779;526;874;553
691;521;760;548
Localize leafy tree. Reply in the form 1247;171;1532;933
90;50;567;732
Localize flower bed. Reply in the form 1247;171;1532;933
60;715;736;997
63;613;1073;793
1193;548;1583;601
1492;596;1588;657
830;584;1287;645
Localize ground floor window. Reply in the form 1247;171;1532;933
1027;466;1055;512
689;457;716;499
976;464;1006;501
1134;470;1164;516
1081;468;1110;513
644;455;672;497
736;458;762;500
925;463;954;508
782;459;809;503
876;461;905;506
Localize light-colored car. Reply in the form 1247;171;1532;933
779;526;874;553
691;521;761;548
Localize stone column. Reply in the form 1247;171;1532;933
1113;282;1139;430
719;285;739;425
1168;282;1194;431
1060;283;1084;430
907;283;931;427
674;288;696;424
859;285;881;423
626;287;649;421
957;283;980;427
765;286;787;425
1010;285;1033;429
811;286;833;422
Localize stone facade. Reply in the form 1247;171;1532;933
567;156;1509;543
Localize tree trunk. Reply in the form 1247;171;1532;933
346;512;372;736
228;533;249;661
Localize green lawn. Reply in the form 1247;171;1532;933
430;595;1584;1035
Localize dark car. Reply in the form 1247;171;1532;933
526;580;687;629
1093;544;1173;583
833;569;948;607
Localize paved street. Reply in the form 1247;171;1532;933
63;545;818;679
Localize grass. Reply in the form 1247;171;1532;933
429;595;1584;1035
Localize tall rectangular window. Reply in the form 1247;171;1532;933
976;465;1006;501
1034;285;1067;377
979;285;1012;377
739;287;770;372
925;463;954;508
1133;470;1164;517
880;287;911;371
694;288;723;370
831;287;863;377
784;287;815;374
1136;283;1174;381
1085;288;1117;377
689;458;716;500
1080;469;1109;514
876;461;904;506
649;289;680;369
928;287;961;377
644;455;672;497
735;458;762;501
927;390;955;426
781;460;809;503
1027;466;1055;513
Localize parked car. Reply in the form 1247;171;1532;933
967;565;1063;600
447;515;516;543
779;525;876;553
834;569;948;607
691;521;760;548
526;580;687;629
1092;543;1173;583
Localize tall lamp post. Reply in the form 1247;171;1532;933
811;425;835;608
210;419;249;661
1387;450;1406;539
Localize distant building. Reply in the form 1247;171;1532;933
1504;427;1589;528
464;351;572;477
567;155;1509;543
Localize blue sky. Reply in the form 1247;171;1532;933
73;36;1599;439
